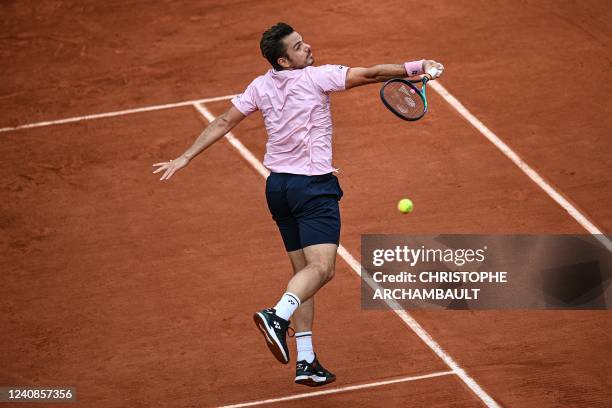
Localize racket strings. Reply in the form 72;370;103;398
382;82;425;120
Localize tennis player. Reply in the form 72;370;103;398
153;22;443;387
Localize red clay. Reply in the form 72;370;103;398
2;1;611;407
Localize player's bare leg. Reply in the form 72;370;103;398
286;243;337;302
253;244;337;364
285;245;336;386
287;249;314;333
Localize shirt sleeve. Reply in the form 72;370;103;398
309;64;349;93
231;81;258;116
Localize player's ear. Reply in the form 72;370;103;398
277;56;291;69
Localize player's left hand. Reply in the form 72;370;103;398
152;155;189;181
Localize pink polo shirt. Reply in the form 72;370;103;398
231;64;349;176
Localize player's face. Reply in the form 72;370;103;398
280;31;313;69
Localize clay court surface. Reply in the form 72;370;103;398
2;1;611;407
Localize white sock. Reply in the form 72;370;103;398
274;292;301;321
296;331;315;363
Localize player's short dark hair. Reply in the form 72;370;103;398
260;22;294;71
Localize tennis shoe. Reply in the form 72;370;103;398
294;354;336;387
253;308;290;364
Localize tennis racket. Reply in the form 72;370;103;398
380;66;439;121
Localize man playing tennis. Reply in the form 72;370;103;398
153;22;443;387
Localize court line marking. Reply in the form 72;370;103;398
338;248;500;408
2;88;609;252
193;103;269;178
428;81;612;252
0;94;237;133
217;371;455;408
0;86;612;406
194;104;501;408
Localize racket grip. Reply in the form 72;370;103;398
426;67;439;79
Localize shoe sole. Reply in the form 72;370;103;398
295;374;336;387
253;312;289;364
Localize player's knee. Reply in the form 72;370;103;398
318;262;335;283
308;261;330;283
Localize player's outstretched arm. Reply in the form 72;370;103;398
345;60;444;89
152;106;245;181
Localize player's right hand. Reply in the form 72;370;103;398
423;60;444;79
152;156;189;181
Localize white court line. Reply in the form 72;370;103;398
2;85;606;403
3;87;608;252
338;248;501;408
193;103;269;178
428;81;612;252
217;371;454;408
0;94;237;133
194;104;501;408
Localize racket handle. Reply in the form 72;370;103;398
426;67;439;79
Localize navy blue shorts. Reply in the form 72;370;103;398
265;172;343;252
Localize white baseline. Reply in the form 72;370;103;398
218;371;454;408
0;94;237;133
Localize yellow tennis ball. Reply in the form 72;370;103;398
397;198;414;214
